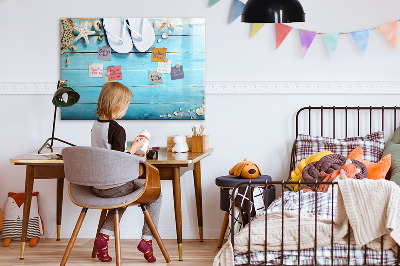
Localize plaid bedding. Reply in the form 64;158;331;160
294;131;385;166
234;191;397;265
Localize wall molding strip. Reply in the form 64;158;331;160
0;81;399;95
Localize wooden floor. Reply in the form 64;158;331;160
0;239;221;265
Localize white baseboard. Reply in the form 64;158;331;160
1;81;400;94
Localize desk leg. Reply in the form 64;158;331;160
172;167;183;261
193;161;203;242
20;165;34;259
56;178;64;241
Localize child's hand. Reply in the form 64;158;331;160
134;149;149;157
129;137;147;155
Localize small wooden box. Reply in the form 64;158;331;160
191;135;209;153
167;135;192;151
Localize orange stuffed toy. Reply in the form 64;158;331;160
229;159;261;179
347;146;391;180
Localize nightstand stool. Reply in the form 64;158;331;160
215;175;275;248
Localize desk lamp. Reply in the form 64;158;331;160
241;0;305;23
38;80;80;154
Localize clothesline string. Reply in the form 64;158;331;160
283;20;400;35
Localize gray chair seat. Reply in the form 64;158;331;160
69;180;145;208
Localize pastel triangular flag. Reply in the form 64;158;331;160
351;29;370;55
209;0;220;7
298;29;317;58
229;0;245;24
251;23;266;38
323;33;341;58
378;21;397;50
275;23;293;49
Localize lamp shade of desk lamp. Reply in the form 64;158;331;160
38;80;80;154
241;0;305;23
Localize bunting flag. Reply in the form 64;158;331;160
378;21;398;50
323;33;341;58
351;29;370;55
251;23;266;38
298;29;317;58
275;23;293;49
206;1;400;58
229;0;245;24
209;0;220;7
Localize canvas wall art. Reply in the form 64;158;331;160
60;18;205;120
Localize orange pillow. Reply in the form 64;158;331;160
347;146;391;180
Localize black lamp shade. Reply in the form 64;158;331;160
52;82;80;107
241;0;305;23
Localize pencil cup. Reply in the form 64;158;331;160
191;135;209;153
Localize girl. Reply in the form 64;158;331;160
91;82;161;263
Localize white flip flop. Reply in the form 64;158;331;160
126;18;155;52
103;18;133;53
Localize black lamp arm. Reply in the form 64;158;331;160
37;105;76;154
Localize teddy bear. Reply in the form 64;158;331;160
229;159;261;179
172;135;189;153
1;192;44;247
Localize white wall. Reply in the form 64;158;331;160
1;0;400;239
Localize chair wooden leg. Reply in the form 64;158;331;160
60;208;88;266
114;210;121;266
91;209;108;258
217;211;230;248
141;205;171;263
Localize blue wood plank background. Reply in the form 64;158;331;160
61;18;205;120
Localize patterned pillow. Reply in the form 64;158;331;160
294;131;385;166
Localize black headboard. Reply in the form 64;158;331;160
289;106;400;178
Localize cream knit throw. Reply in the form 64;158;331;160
214;179;400;266
213;211;339;266
335;178;399;251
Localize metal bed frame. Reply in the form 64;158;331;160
230;106;400;266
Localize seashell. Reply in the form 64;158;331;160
168;20;174;28
61;18;74;54
157;39;161;43
159;21;167;31
69;45;77;51
196;106;204;116
93;20;102;31
98;35;104;41
162;33;168;39
180;108;182;111
167;114;172;118
174;111;179;116
180;114;183;117
153;21;161;29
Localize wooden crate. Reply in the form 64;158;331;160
191;135;209;153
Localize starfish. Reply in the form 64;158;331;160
75;21;96;45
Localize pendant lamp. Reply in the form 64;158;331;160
241;0;305;23
38;80;80;154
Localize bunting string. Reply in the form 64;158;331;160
209;0;399;58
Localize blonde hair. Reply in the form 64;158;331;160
95;82;133;120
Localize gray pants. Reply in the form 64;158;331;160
92;180;162;240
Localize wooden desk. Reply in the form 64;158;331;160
10;147;213;261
